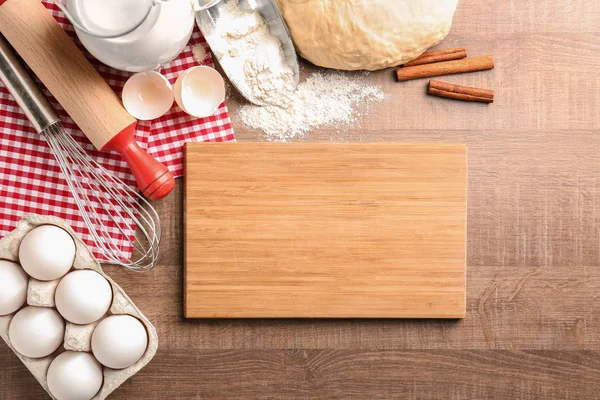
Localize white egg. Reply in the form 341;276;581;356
122;71;174;120
91;315;148;369
0;260;28;315
19;225;75;281
8;306;65;358
55;270;113;325
47;351;103;400
174;66;225;118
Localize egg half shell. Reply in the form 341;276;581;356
174;66;225;118
18;225;75;281
47;351;103;400
91;314;148;369
0;260;28;315
8;306;65;358
122;71;174;121
55;270;113;325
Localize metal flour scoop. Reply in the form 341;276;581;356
194;0;299;106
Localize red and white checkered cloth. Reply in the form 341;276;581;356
0;1;235;261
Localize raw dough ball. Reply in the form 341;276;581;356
275;0;460;71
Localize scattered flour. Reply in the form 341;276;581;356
240;71;385;141
192;45;207;64
208;0;385;141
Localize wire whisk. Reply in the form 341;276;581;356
42;124;161;271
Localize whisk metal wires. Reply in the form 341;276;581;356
0;33;161;272
41;123;161;272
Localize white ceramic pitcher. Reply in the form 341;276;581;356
55;0;195;72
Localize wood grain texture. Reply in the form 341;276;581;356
76;350;600;399
185;143;466;318
0;0;136;150
2;0;600;397
5;347;600;399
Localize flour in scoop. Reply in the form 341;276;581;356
207;1;296;107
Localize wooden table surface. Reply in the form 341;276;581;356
2;0;600;398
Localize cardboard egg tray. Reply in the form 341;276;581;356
0;215;158;399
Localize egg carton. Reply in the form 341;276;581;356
0;215;158;399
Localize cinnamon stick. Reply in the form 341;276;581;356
427;80;494;103
404;47;467;67
396;55;494;82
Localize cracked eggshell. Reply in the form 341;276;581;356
174;66;225;118
122;71;174;121
0;215;158;400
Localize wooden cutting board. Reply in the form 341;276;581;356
184;143;467;318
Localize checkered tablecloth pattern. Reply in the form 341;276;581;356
0;1;235;261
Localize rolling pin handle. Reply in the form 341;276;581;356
103;123;175;200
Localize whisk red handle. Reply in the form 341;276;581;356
104;123;175;200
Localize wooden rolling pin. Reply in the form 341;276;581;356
0;0;174;200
